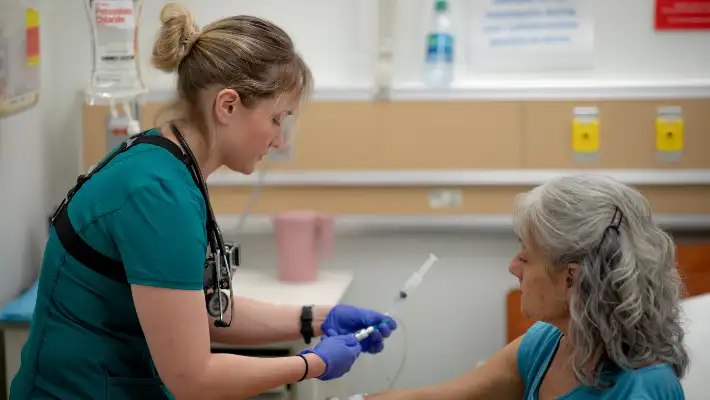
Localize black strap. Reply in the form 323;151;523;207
297;354;309;382
52;132;193;283
300;305;315;345
54;206;128;282
131;134;192;166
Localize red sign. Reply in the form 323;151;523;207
656;0;710;30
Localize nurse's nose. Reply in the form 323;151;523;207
271;131;286;151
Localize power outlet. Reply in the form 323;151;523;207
428;188;463;209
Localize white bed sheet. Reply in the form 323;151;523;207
681;293;710;400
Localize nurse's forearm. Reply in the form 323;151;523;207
208;296;330;345
182;352;326;400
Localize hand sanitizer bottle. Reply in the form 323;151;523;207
424;0;454;87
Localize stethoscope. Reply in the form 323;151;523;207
170;123;236;328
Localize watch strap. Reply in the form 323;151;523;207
300;305;315;345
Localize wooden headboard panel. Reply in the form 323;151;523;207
676;242;710;297
506;289;535;344
506;242;710;343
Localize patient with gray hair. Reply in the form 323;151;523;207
366;174;688;400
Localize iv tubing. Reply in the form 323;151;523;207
354;253;439;341
417;253;438;279
377;254;439;391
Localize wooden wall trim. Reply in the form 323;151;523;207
84;99;710;173
390;81;710;101
207;169;710;187
141;82;710;102
217;214;710;236
82;99;710;219
208;186;710;216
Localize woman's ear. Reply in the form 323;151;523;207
566;263;580;288
214;89;240;123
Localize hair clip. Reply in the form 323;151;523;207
608;206;624;233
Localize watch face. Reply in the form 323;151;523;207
203;264;214;289
206;291;229;317
225;243;240;271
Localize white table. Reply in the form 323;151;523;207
2;270;354;400
228;269;355;400
232;269;354;307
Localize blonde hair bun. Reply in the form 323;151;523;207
151;3;201;73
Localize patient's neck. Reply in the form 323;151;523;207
549;316;570;338
551;318;609;375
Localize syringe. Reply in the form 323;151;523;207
354;253;439;341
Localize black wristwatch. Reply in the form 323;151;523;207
300;305;315;345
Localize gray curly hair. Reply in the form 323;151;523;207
512;174;688;388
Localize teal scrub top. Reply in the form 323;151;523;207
9;129;207;399
518;322;685;400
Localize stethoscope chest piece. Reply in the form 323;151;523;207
206;290;230;318
204;242;238;319
203;241;239;319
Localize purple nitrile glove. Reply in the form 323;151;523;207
301;330;362;381
321;304;398;354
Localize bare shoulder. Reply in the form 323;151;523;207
449;335;526;399
469;334;525;391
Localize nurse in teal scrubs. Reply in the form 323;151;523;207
10;4;396;399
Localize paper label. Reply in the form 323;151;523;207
89;0;140;89
426;33;454;63
94;0;135;28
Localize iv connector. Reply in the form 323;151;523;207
354;326;375;341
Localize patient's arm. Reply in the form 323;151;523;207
366;336;525;400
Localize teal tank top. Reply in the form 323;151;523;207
517;322;685;400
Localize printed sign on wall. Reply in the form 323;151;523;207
469;0;595;71
655;0;710;30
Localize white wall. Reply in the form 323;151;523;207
395;0;710;83
42;0;710;202
6;0;707;396
0;109;47;307
43;0;381;205
0;0;51;307
234;231;521;393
